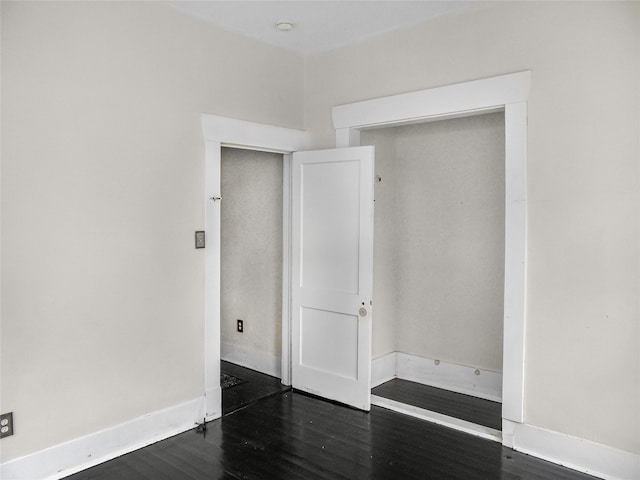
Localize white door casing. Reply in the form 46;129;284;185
201;114;310;421
202;116;374;414
291;146;374;410
332;71;530;436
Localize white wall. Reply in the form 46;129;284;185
2;0;638;471
306;1;639;456
363;112;505;372
220;148;283;376
0;0;303;462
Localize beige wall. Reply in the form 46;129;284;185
220;148;282;371
0;1;303;461
306;1;639;454
2;0;638;467
363;113;505;372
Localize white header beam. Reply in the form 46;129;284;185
201;114;311;153
332;71;531;130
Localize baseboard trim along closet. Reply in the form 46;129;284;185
371;352;397;387
371;351;503;402
0;397;208;480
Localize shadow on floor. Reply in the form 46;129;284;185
221;360;290;415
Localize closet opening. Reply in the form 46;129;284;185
219;147;290;414
363;111;505;441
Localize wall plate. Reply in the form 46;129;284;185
195;231;205;249
1;412;14;438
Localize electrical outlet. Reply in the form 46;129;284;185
237;319;243;333
1;412;14;438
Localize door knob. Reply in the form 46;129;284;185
358;307;367;317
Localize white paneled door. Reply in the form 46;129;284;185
291;146;374;411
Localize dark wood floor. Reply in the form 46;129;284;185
372;378;502;430
221;361;290;415
66;390;598;480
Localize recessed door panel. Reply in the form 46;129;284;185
300;307;359;380
300;161;360;294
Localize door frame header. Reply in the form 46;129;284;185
201;114;310;153
332;71;530;131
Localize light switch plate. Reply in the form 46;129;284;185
195;231;205;249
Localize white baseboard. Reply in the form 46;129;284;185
396;352;502;401
221;342;281;378
0;396;210;480
504;420;640;480
371;353;639;480
371;352;396;387
371;394;502;442
372;352;502;402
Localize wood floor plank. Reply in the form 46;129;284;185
66;388;598;480
372;378;502;430
221;361;290;415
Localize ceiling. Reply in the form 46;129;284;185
169;1;477;55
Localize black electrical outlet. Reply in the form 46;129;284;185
237;319;243;333
1;412;14;439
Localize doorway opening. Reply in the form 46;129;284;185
362;111;506;441
201;114;310;421
331;71;530;446
219;147;291;414
220;147;284;377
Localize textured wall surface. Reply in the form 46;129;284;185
364;113;505;372
221;148;283;369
